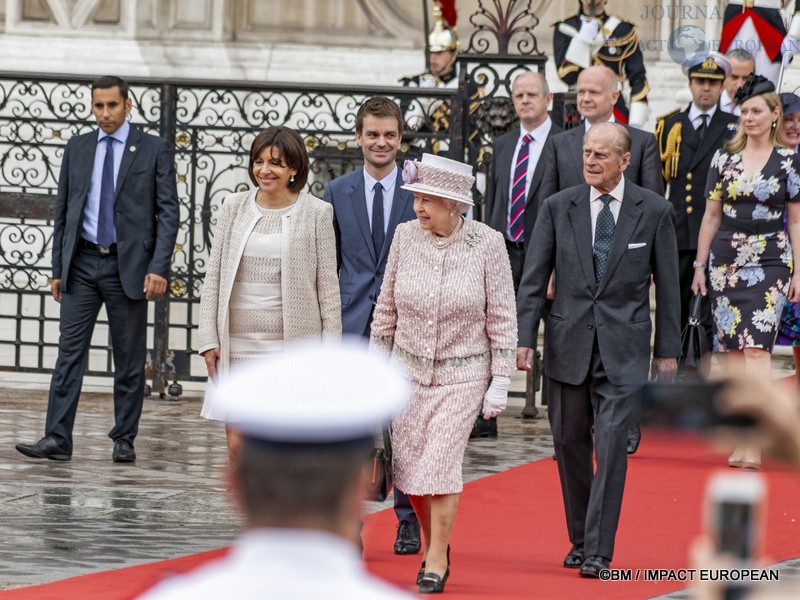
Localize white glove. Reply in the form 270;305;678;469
482;376;510;419
783;35;799;57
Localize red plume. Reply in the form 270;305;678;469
436;0;458;28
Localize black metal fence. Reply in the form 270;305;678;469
0;1;572;395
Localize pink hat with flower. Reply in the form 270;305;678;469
401;153;475;206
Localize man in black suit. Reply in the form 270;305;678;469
323;96;420;555
655;52;739;349
516;123;681;577
538;65;664;207
16;75;179;463
485;70;562;291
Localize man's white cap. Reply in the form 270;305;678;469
216;340;409;444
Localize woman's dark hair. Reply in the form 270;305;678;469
248;126;309;193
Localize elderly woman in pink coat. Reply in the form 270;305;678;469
370;154;517;594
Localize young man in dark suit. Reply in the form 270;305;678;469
516;123;681;577
16;75;179;463
323;96;420;555
655;52;739;349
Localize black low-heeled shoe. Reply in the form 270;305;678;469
419;570;449;594
416;561;426;585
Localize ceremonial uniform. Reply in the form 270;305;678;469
553;10;649;126
720;0;800;85
655;53;739;349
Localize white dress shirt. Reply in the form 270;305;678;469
584;115;616;132
138;529;413;600
688;103;717;131
590;177;625;242
507;117;553;209
364;166;397;235
719;89;740;116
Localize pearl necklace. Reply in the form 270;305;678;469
430;216;463;250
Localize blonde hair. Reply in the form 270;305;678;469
724;92;785;154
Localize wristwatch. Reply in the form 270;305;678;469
692;261;707;269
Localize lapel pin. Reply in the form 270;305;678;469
129;145;136;152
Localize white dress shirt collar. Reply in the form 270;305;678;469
688;103;716;128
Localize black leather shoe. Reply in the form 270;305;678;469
394;520;421;554
627;425;641;454
416;561;426;585
112;440;136;463
563;544;584;568
579;555;610;578
15;437;71;461
419;571;449;594
470;416;497;439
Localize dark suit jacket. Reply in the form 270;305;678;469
537;124;665;208
52;126;179;300
656;106;738;251
323;167;416;336
516;182;681;386
484;121;563;245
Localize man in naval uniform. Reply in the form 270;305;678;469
553;0;650;128
138;343;414;600
655;52;739;352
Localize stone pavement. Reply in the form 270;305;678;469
1;381;798;597
0;384;552;591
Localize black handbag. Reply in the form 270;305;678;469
367;427;393;502
678;292;709;376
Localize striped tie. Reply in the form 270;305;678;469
509;133;533;242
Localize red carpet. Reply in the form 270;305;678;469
4;433;800;600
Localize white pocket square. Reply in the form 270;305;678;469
628;243;647;249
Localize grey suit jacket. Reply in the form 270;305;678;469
484;122;563;244
537;124;665;209
516;182;681;386
323;167;416;336
52;126;179;300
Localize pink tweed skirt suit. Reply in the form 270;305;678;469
370;218;517;495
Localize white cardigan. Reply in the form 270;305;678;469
197;190;342;419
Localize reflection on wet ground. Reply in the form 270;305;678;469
0;388;552;590
1;388;797;597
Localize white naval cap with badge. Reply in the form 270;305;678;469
216;341;409;444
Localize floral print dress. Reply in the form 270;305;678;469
705;148;800;351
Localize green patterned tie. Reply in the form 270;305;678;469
593;194;615;287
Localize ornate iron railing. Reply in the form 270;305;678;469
0;0;568;394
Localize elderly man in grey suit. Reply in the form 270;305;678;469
516;123;680;577
323;96;420;555
16;75;179;463
537;65;663;454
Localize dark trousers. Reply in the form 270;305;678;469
45;248;148;452
505;239;526;294
362;318;417;525
547;340;635;560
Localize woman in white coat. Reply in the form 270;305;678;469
197;126;341;458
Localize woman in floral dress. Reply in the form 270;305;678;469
692;75;800;470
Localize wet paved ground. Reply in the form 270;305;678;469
0;381;553;591
1;379;798;597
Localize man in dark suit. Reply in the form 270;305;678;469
485;70;562;291
16;75;179;463
655;52;739;349
323;96;420;555
538;65;663;453
538;65;664;208
516;123;681;577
